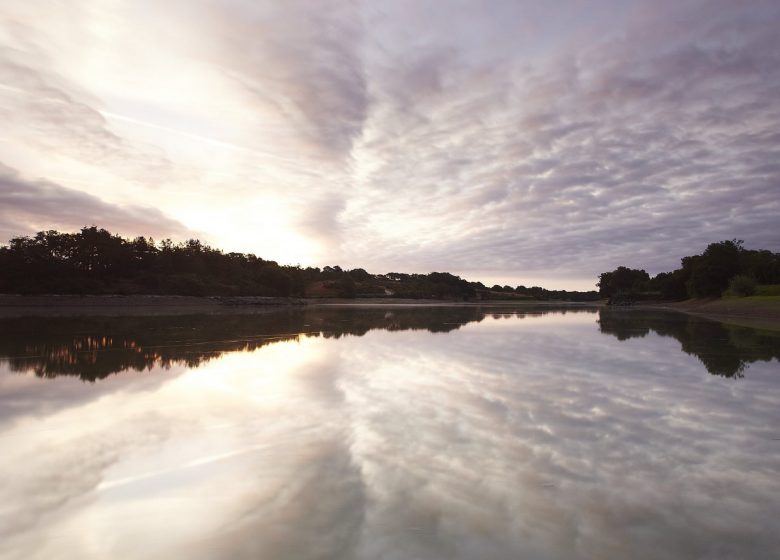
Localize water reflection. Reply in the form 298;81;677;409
0;306;596;381
598;308;780;378
1;306;777;381
0;307;779;560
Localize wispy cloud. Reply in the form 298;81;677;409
0;163;191;241
199;0;369;161
0;45;171;183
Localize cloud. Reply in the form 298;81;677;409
198;0;368;161
0;44;172;182
293;195;348;255
0;163;191;242
0;0;778;286
333;0;780;284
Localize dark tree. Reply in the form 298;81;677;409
597;266;650;298
597;240;780;301
687;240;743;297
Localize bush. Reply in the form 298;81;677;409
727;275;757;297
756;284;780;296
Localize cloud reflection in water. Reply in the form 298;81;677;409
0;308;778;560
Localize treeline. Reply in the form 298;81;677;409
0;227;598;301
0;228;307;297
480;283;600;302
597;240;780;301
380;272;599;302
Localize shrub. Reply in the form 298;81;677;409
727;275;757;297
756;284;780;296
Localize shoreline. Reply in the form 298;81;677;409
1;294;777;330
638;297;780;331
0;294;602;317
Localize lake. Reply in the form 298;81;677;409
1;305;779;560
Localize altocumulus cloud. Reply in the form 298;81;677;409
339;0;780;284
0;0;779;287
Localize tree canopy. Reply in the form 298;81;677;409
597;240;780;301
0;227;599;301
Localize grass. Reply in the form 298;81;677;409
663;295;780;331
756;284;780;297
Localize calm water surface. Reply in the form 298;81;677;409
1;306;779;560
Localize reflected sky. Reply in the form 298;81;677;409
1;307;779;559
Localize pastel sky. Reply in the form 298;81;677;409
1;0;779;290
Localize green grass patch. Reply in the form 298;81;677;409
756;284;780;296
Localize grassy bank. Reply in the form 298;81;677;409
656;296;780;331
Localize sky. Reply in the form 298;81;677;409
0;0;779;290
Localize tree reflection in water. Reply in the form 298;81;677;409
1;305;779;560
1;306;777;381
597;308;780;378
0;306;594;381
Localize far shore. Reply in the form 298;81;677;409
0;294;601;317
1;294;778;330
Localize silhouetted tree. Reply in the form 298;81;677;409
687;240;743;297
597;240;780;301
597;266;650;298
